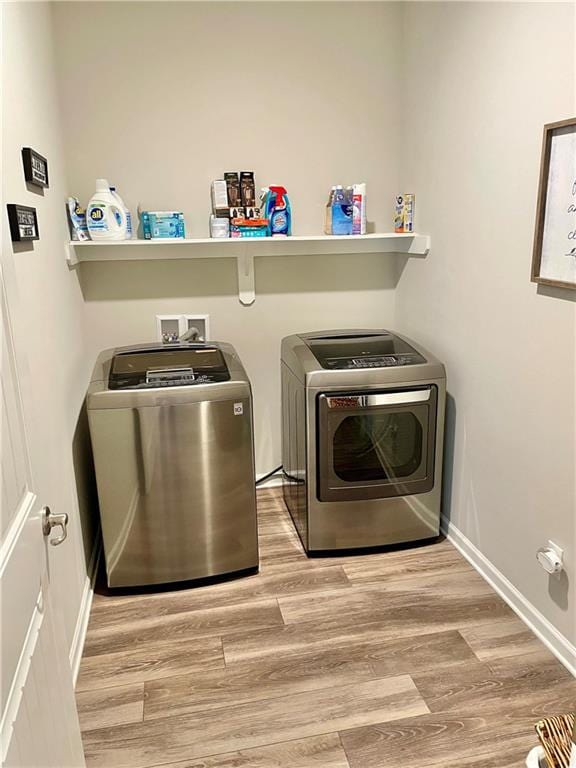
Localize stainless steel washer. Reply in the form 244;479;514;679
87;341;258;587
281;329;446;552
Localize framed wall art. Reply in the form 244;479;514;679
7;204;39;242
22;147;49;188
531;117;576;289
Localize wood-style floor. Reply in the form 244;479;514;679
77;489;575;767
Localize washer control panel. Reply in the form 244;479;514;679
140;371;220;388
109;347;231;390
146;367;195;386
352;356;397;368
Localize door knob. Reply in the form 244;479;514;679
41;506;68;546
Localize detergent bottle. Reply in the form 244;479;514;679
331;185;353;235
86;178;128;240
265;186;292;237
109;184;133;239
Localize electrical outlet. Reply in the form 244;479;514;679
536;540;564;575
547;540;564;561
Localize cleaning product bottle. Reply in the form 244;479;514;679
331;185;353;235
265;186;292;237
86;179;128;240
109;185;132;239
324;187;336;235
259;187;270;234
66;197;90;241
352;183;366;235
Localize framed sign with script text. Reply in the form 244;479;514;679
532;117;576;289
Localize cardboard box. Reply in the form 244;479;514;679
224;172;242;208
240;171;256;207
211;180;228;217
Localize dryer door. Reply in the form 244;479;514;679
317;386;437;502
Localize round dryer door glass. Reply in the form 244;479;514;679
333;412;423;482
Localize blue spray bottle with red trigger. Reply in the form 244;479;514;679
266;186;292;237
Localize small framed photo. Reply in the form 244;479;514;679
21;147;49;188
531;117;576;289
7;204;39;242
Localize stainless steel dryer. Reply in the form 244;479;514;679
87;341;258;587
281;329;446;552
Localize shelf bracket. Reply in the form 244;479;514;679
406;234;431;256
237;251;255;306
65;242;79;268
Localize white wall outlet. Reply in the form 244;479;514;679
536;540;564;576
156;314;210;343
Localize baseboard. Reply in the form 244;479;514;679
256;473;284;489
442;517;576;678
69;538;101;686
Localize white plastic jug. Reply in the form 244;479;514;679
109;184;132;239
86;178;128;240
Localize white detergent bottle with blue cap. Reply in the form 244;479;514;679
109;185;132;239
86;178;128;240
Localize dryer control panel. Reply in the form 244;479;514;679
303;333;426;370
349;353;423;368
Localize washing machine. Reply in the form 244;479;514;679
87;341;258;587
281;329;446;553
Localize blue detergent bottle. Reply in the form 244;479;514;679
331;185;353;235
266;186;292;236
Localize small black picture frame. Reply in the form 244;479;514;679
22;147;49;188
7;204;39;242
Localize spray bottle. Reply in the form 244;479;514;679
265;186;292;237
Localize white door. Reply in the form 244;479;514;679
0;268;85;767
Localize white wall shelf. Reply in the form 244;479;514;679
66;232;430;305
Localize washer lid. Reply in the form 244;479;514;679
302;331;426;370
109;346;230;389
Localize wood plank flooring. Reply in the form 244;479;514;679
78;488;575;767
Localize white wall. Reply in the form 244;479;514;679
2;2;97;656
52;1;402;474
6;0;574;670
396;2;576;646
